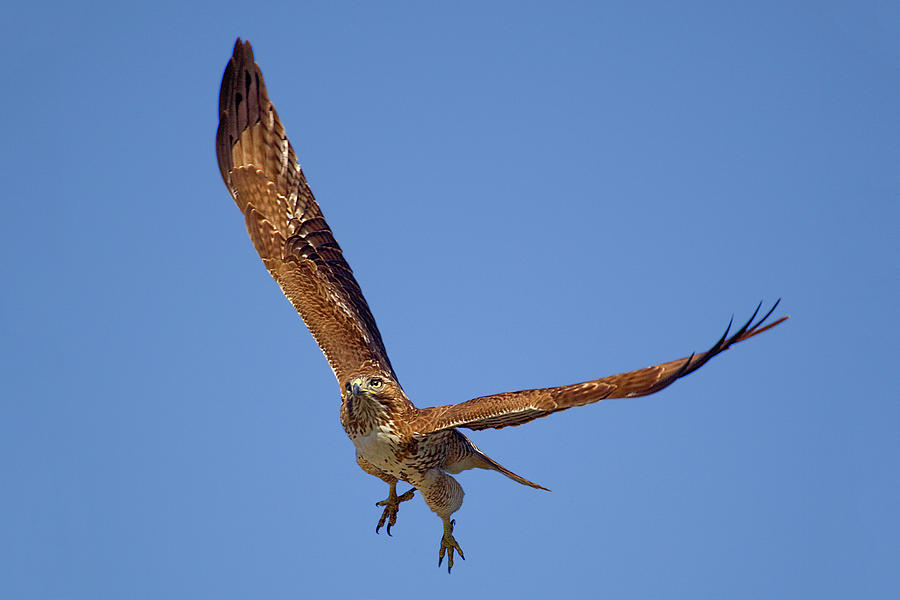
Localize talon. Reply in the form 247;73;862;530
374;485;415;536
375;513;388;534
439;518;464;573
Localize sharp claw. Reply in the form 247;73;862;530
438;519;463;573
374;486;416;537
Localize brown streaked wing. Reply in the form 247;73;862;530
412;301;788;433
216;39;396;386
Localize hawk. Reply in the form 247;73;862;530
215;39;788;573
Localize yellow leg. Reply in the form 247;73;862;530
374;481;415;536
438;517;465;573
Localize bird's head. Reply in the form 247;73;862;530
344;375;403;413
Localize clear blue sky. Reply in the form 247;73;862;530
2;1;898;598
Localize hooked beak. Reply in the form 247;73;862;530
350;378;363;397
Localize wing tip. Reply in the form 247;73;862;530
670;298;788;381
231;37;253;61
217;38;264;184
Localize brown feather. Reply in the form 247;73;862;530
412;301;788;433
216;39;396;385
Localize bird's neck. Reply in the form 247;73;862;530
344;395;394;436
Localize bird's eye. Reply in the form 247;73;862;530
345;382;352;393
370;378;383;389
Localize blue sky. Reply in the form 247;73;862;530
2;1;898;598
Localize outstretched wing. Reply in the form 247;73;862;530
412;301;787;433
216;39;396;386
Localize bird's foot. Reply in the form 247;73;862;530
438;518;465;573
375;486;415;535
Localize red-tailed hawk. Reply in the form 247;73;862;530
215;39;787;572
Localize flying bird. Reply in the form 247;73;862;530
215;39;788;573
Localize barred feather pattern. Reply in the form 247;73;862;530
413;301;788;433
216;39;396;386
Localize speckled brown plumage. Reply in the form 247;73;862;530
216;39;395;387
215;39;788;573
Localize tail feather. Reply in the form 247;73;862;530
448;433;549;491
476;451;550;491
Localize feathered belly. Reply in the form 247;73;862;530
351;425;406;475
353;428;457;482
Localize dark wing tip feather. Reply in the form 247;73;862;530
216;38;261;184
748;315;790;338
732;301;763;341
673;352;696;379
682;299;785;379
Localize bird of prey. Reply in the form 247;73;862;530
215;39;787;573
